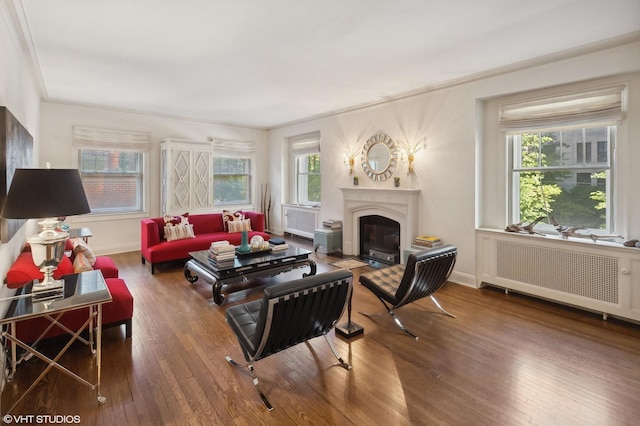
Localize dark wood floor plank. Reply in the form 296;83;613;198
3;238;640;425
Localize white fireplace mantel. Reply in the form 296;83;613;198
340;187;421;258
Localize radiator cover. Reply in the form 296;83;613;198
496;241;619;304
282;205;320;239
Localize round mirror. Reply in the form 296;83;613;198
360;132;397;181
367;143;390;173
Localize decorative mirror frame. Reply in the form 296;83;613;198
360;132;398;181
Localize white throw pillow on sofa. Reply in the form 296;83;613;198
164;224;196;241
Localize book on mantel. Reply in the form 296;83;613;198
413;235;443;248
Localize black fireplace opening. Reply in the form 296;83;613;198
359;215;400;265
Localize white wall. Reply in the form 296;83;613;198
0;3;43;311
8;3;639;290
39;102;268;255
268;40;640;287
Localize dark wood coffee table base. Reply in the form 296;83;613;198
184;249;316;305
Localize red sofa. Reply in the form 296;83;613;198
140;211;269;274
4;244;134;343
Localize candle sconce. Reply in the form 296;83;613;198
344;153;356;175
398;137;426;175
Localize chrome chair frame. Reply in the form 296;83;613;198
225;269;353;410
359;245;457;340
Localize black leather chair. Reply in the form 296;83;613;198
225;269;353;410
359;245;457;340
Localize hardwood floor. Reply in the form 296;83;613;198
3;237;640;425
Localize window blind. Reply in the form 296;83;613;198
211;139;256;154
499;85;625;132
73;126;150;151
289;131;321;155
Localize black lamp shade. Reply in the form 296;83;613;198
1;168;91;219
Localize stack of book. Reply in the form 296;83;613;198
322;219;342;230
269;238;289;252
208;241;236;264
413;235;443;248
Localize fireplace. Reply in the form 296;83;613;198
360;215;400;264
340;187;420;263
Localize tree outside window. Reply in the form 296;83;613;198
512;126;612;231
295;153;321;206
213;157;251;205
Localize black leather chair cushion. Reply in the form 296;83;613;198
226;299;262;358
226;269;353;362
359;264;406;305
225;268;354;410
359;245;457;308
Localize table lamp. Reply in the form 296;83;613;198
1;166;91;294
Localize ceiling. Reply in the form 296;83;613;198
10;0;640;129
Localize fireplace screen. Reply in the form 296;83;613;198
359;215;400;264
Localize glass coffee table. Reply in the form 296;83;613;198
184;247;316;305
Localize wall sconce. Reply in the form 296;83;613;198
344;153;356;174
398;138;426;175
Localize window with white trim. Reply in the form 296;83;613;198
501;86;624;234
211;139;255;206
74;126;149;214
289;132;321;206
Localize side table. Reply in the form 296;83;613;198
68;227;93;243
313;228;343;256
0;270;112;414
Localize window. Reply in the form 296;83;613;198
501;85;624;234
289;132;321;206
211;139;255;206
597;141;607;163
509;126;614;231
213;157;251;205
74;127;149;214
79;150;144;213
295;153;321;205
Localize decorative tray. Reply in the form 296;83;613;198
235;247;273;258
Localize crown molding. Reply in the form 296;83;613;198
1;0;47;98
40;98;269;132
269;31;640;130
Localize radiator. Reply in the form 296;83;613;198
475;229;640;322
496;241;619;304
282;205;320;239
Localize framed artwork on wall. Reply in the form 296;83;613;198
0;107;34;243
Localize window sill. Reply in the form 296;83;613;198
66;211;149;224
475;227;633;252
284;203;321;209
